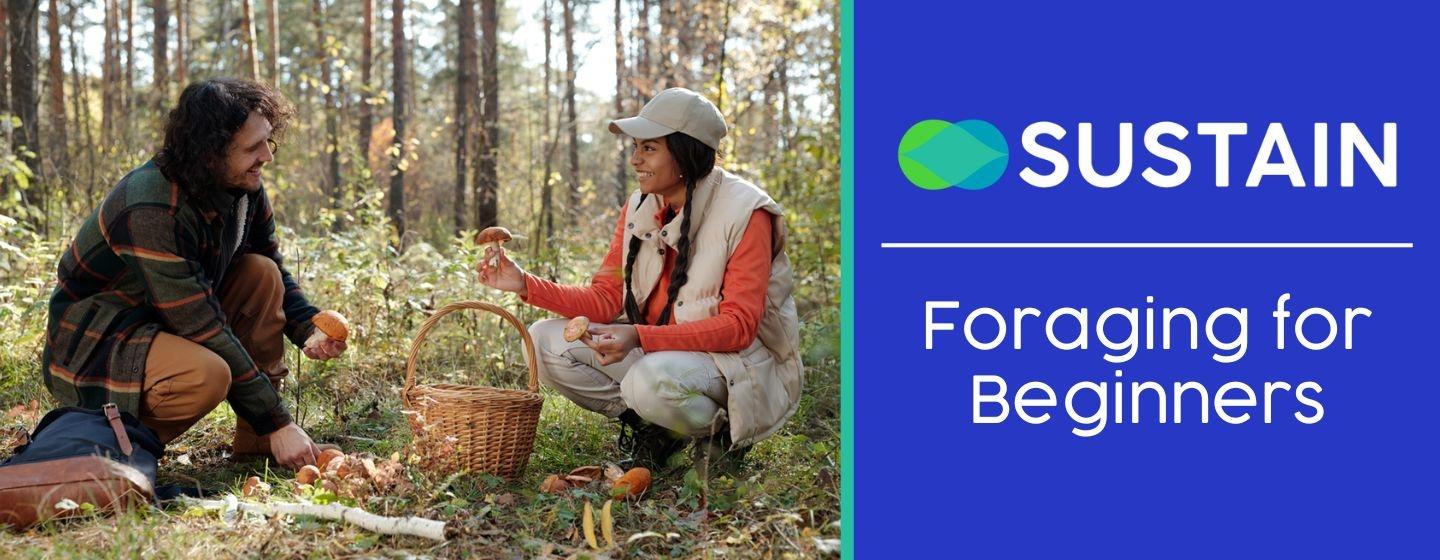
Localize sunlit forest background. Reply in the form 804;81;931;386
0;0;839;556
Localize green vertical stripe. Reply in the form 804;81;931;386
840;0;855;557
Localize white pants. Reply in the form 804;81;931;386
527;318;728;436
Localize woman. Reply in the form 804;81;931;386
477;88;803;471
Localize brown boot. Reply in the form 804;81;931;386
231;417;272;457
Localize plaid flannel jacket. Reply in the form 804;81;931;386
42;161;318;435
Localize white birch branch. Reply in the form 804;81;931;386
181;496;447;541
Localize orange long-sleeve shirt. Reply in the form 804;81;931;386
522;203;773;353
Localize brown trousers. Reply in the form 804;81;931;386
138;254;290;444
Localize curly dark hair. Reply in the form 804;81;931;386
154;78;295;197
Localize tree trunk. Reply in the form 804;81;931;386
265;0;277;83
778;22;795;199
562;0;577;225
656;0;670;89
453;0;474;235
779;36;792;155
714;0;730;112
211;0;225;74
174;0;185;88
388;0;406;241
150;0;167;111
9;0;42;229
674;0;693;87
0;3;10;113
66;0;94;206
828;0;840;134
612;0;626;206
312;0;338;210
538;0;553;242
45;0;66;183
475;0;497;229
357;0;371;170
122;0;132;115
101;0;115;146
635;0;649;102
239;0;259;81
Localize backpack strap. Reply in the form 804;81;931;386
103;404;133;457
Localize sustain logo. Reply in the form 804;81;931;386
898;119;1397;191
897;119;1009;190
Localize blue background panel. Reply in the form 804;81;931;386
852;1;1437;557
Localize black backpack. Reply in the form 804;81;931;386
0;404;165;529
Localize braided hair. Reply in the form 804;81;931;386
622;133;717;325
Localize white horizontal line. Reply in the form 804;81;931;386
881;242;1415;249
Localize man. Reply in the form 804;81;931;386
42;78;344;469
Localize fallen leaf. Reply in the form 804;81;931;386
564;474;594;486
539;474;569;494
582;501;599;550
626;531;666;545
601;499;615;547
569;465;603;480
335;456;365;479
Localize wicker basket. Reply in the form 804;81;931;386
402;301;543;479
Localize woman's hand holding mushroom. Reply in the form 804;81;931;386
476;244;528;296
584;323;641;365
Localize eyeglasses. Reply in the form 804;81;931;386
266;138;280;155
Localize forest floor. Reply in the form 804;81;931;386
0;228;841;559
0;354;840;559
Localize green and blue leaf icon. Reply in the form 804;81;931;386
898;119;1008;190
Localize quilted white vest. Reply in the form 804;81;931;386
618;167;804;448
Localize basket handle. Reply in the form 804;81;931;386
403;301;540;408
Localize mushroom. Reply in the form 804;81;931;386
311;310;350;342
475;226;513;267
610;467;651;499
316;448;345;470
297;465;322;485
241;476;269;497
563;316;592;343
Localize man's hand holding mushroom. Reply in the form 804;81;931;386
302;310;350;360
475;226;528;296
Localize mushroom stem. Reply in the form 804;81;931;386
486;241;501;267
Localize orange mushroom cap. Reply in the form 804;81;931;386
312;310;350;342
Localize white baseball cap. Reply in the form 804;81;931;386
608;87;727;150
